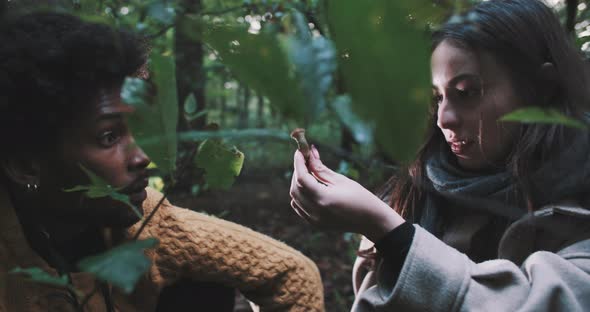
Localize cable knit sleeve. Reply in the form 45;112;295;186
131;188;325;312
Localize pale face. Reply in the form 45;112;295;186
431;40;522;170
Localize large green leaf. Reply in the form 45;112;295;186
501;107;588;129
64;166;142;219
198;22;307;121
194;139;245;190
280;10;337;118
186;11;336;124
329;95;374;145
328;0;436;163
122;54;179;175
10;267;69;288
77;238;158;294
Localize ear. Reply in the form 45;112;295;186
0;157;41;187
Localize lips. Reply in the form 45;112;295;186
122;176;149;206
448;139;473;155
128;189;147;206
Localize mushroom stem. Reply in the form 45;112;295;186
290;128;311;160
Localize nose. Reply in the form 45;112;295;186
436;98;461;130
128;140;151;171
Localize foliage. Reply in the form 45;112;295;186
195;139;245;190
64;166;142;219
195;19;310;122
122;54;179;176
501;107;588;129
326;0;435;163
280;10;336;119
10;267;70;288
77;238;159;294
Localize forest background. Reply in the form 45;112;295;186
3;0;590;311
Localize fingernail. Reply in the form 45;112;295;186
311;145;320;159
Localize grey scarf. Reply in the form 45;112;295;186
421;129;590;258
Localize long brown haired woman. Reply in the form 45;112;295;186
289;0;590;311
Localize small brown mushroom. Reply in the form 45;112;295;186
290;128;311;160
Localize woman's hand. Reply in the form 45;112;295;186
289;146;405;242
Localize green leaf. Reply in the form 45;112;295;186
328;0;437;163
10;267;69;288
183;94;207;122
64;166;142;219
123;53;179;175
280;10;337;117
329;95;374;145
194;20;308;121
195;139;245;190
78;238;158;294
500;107;588;129
184;93;198;114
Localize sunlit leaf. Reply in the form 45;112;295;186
195;139;245;190
78;238;158;294
328;0;437;163
64;166;142;218
501;107;588;129
10;267;69;288
123;54;179;175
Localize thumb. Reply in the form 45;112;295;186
308;145;337;184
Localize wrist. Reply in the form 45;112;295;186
363;201;404;242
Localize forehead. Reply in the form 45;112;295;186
86;86;135;119
431;40;480;86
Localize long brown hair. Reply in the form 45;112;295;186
388;0;590;219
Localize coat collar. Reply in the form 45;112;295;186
498;203;590;265
0;186;53;271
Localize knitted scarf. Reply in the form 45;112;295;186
421;128;590;259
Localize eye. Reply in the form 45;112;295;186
98;130;120;147
456;88;480;98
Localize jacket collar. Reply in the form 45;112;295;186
0;186;54;271
498;203;590;265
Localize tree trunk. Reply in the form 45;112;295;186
175;0;206;131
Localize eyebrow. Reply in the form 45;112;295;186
432;73;480;90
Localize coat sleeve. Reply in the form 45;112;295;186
133;188;325;312
352;225;590;312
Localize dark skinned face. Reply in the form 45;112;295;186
38;86;151;228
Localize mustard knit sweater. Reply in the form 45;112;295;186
0;187;325;311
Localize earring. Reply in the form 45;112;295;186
25;183;39;192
